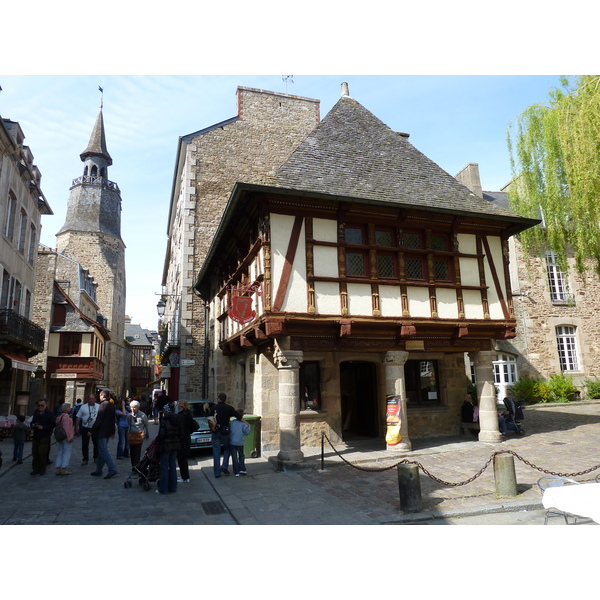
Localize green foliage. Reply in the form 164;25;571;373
508;75;600;275
512;375;550;404
512;373;578;403
547;373;578;402
585;378;600;399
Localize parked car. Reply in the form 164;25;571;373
188;399;214;450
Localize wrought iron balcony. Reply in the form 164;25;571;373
70;175;120;194
0;309;45;352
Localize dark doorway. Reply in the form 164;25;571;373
340;361;378;440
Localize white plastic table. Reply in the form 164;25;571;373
542;482;600;524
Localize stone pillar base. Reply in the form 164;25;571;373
478;430;504;443
276;449;305;463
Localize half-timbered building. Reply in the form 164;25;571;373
193;84;539;464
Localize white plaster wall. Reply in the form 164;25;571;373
484;235;506;319
379;285;402;317
347;283;372;315
312;218;337;243
314;281;340;314
407;286;430;317
271;213;307;313
463;289;484;319
436;288;459;318
313;246;338;278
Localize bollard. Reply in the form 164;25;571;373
494;453;518;497
397;464;422;513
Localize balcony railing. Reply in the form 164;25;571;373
0;309;45;352
71;175;120;194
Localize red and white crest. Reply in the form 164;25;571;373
229;295;255;324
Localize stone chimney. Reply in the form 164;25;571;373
455;163;483;199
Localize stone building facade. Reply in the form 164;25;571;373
456;162;600;398
30;246;109;408
55;109;126;395
160;87;320;400
0;116;52;415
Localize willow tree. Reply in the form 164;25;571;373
508;75;600;275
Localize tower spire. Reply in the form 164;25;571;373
80;108;112;166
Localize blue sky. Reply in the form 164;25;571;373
0;74;565;330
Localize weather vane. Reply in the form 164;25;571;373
282;76;294;93
98;85;104;109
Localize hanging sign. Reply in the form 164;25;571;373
385;394;403;446
228;283;261;325
229;295;256;324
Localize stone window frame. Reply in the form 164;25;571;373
555;325;580;372
545;250;573;304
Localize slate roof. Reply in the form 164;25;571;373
80;109;112;165
125;323;153;346
262;95;524;221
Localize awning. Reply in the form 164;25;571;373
0;353;36;372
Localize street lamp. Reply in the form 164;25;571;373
156;299;166;318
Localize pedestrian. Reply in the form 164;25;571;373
75;393;99;466
229;409;250;476
127;400;149;470
156;402;181;494
156;390;170;422
11;415;28;464
211;393;240;478
176;400;198;483
29;398;55;476
139;394;151;418
90;389;118;479
115;397;131;460
152;392;159;424
54;403;75;475
70;398;83;427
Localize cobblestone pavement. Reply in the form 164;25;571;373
1;400;599;525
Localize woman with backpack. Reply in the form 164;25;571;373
156;402;181;494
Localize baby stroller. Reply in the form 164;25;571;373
124;438;161;490
502;397;525;435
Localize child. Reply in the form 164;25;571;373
12;415;28;464
229;409;251;476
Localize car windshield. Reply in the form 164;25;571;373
190;402;213;418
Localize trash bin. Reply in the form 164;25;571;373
243;415;261;458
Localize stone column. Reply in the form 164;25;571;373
274;345;304;464
383;350;412;451
469;350;503;442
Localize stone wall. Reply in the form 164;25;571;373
510;241;600;388
176;87;320;400
56;229;126;394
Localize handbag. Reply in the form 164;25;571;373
54;415;67;442
127;430;145;445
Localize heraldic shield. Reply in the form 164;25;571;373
229;295;256;324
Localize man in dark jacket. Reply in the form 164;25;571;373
90;389;118;479
156;402;181;494
211;393;240;478
30;398;55;475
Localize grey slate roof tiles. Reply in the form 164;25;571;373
263;96;521;220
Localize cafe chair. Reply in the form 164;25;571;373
538;476;581;525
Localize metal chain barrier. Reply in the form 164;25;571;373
321;433;600;487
